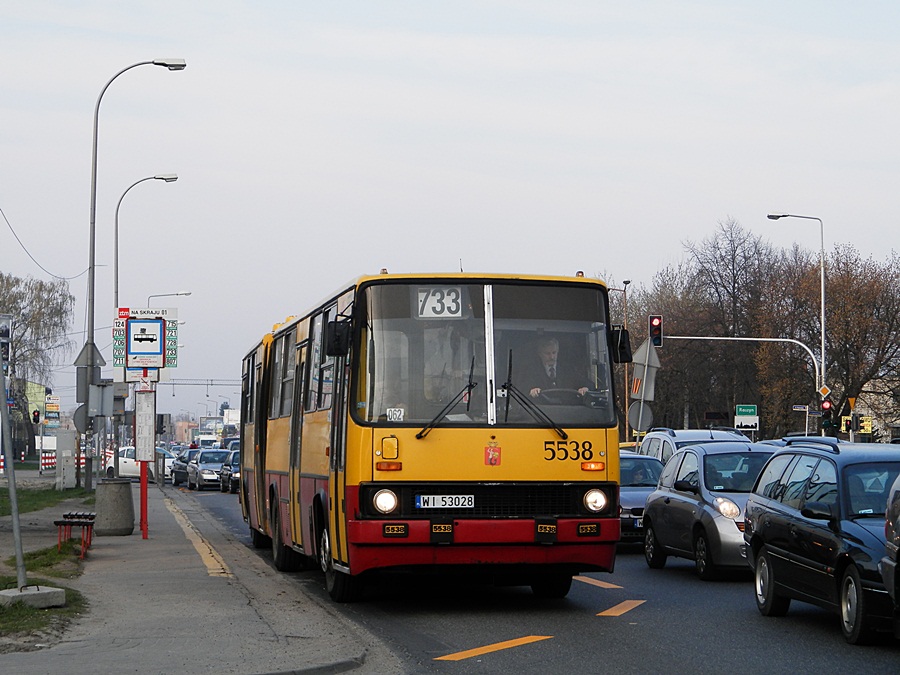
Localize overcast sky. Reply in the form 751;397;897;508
3;2;899;416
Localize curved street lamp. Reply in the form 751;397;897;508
147;291;191;307
80;58;186;444
767;214;826;395
115;174;178;309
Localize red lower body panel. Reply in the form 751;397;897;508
346;517;619;574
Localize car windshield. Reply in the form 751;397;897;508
704;451;773;492
199;451;229;463
845;462;900;517
620;457;663;487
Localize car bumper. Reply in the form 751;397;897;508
619;515;645;542
708;517;750;568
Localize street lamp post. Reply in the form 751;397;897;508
78;58;185;490
115;174;178;309
768;213;826;436
112;174;177;478
147;291;191;307
766;214;826;393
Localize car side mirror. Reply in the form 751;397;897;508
800;501;835;521
673;479;699;494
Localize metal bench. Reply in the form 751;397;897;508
55;512;96;559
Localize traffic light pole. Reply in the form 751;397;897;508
666;335;823;435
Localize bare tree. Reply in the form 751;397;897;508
0;272;76;455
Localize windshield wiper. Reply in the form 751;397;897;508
502;349;568;440
416;357;478;439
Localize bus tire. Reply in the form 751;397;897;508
271;501;302;572
319;524;362;603
250;526;270;549
531;573;573;599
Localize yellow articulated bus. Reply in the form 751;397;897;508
240;272;632;602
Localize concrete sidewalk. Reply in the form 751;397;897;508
1;471;404;674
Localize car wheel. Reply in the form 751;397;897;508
840;565;875;644
230;480;238;495
319;523;362;602
693;531;717;581
531;573;573;599
106;467;114;478
754;547;790;616
172;472;181;486
644;523;667;569
220;479;227;493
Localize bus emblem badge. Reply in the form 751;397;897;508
485;443;501;466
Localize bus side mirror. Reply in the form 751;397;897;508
325;321;351;357
611;326;632;363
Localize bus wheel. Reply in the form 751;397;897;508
531;573;573;599
271;504;302;572
250;526;270;549
319;525;362;603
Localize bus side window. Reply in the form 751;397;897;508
269;334;284;419
318;306;337;410
305;314;323;412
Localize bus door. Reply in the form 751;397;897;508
325;311;351;567
289;342;307;549
254;345;270;534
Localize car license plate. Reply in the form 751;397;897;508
633;517;643;529
415;494;475;508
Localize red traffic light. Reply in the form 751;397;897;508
821;399;833;411
32;409;40;425
648;314;664;347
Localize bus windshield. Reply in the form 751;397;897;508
354;281;617;428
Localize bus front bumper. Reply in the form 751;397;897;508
345;517;619;574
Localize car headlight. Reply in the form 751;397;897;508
373;489;399;514
714;497;741;520
583;488;608;513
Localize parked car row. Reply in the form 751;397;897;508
628;430;900;645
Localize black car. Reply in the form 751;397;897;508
171;448;199;486
743;437;900;644
219;449;240;494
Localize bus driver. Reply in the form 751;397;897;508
526;337;589;399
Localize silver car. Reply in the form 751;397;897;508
186;449;230;491
643;441;773;579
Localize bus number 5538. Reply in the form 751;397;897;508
544;440;593;461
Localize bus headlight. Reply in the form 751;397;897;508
583;489;608;513
373;489;399;514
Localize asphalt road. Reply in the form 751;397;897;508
194;492;900;674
